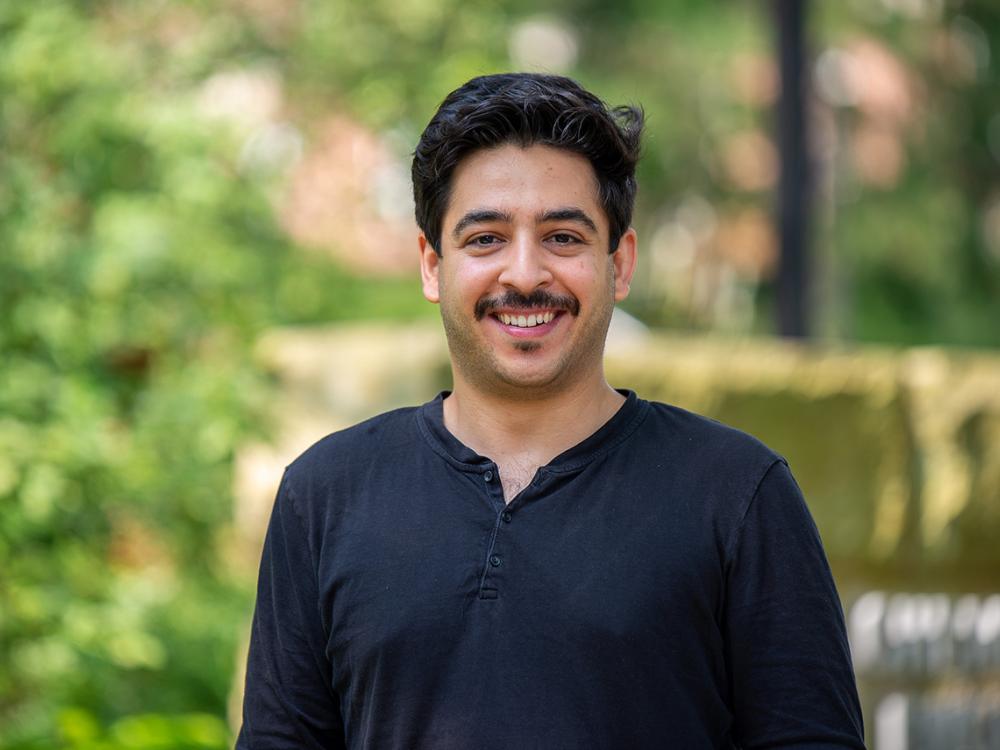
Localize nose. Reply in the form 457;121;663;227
496;235;553;294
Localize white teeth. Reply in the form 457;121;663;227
498;311;556;328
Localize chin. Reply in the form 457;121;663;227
512;341;542;353
494;363;569;393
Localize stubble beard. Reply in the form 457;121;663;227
438;279;616;400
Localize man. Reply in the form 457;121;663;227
238;73;865;749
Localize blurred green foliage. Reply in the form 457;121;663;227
2;0;999;747
811;2;1000;346
0;1;422;746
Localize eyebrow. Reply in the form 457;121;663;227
537;207;598;233
450;206;599;241
451;209;514;241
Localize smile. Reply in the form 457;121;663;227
497;311;556;328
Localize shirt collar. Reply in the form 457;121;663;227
416;389;648;474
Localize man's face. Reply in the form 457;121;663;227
419;144;636;398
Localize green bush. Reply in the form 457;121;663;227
0;2;423;745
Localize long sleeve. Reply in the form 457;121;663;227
724;459;866;749
236;473;346;750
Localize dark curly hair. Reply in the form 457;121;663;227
412;73;644;255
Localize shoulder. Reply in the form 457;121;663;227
640;399;782;471
282;405;422;497
628;399;794;556
627;398;788;522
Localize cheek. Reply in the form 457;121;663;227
444;261;498;304
561;256;611;292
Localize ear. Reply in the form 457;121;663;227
611;227;637;302
418;233;441;304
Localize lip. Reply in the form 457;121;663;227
489;310;565;338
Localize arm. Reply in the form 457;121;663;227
724;460;866;749
236;473;346;750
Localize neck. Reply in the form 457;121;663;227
442;369;625;467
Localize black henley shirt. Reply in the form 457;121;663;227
237;391;865;749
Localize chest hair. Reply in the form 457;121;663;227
497;457;540;504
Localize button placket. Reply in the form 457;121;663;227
479;464;505;513
477;487;511;600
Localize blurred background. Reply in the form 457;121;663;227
2;0;999;748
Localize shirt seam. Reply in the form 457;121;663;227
283;472;318;581
723;456;787;565
279;476;340;707
415;407;487;471
283;473;337;657
416;393;650;475
543;398;652;474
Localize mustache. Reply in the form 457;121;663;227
474;290;580;321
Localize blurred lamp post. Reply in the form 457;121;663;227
774;0;811;339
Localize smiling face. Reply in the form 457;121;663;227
419;144;637;399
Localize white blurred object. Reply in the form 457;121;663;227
239;122;303;175
875;693;908;750
198;67;284;129
850;591;886;671
605;307;649;355
508;16;579;73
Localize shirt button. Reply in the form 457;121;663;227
501;511;512;523
484;470;494;482
489;554;502;567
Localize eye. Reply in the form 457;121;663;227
467;234;502;248
548;233;582;246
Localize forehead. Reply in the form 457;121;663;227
445;144;604;224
